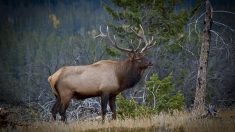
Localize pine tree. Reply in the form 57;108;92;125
102;0;190;51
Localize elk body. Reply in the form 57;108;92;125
48;25;155;122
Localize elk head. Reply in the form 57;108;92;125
127;52;153;70
95;24;156;69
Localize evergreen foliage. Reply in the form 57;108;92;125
116;95;151;119
102;0;190;52
146;73;184;113
116;73;184;118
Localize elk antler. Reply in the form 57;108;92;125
95;25;156;53
95;26;133;53
131;25;156;53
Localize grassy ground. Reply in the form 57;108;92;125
1;108;235;132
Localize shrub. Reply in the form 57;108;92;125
116;95;151;119
116;73;184;118
146;73;184;113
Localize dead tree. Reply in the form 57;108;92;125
193;0;213;115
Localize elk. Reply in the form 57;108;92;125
48;25;156;122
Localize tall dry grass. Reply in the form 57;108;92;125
3;109;235;132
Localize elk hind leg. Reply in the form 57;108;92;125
58;92;72;122
51;97;60;121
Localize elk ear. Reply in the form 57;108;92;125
128;52;135;61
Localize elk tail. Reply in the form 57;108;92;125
48;75;59;97
48;68;65;97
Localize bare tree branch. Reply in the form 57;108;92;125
213;21;235;33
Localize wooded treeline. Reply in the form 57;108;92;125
0;0;234;121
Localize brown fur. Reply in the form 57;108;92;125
48;67;65;96
48;53;152;122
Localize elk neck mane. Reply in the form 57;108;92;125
115;59;143;90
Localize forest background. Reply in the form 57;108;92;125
0;0;234;122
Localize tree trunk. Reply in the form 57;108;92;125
193;0;213;115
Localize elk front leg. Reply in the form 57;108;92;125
109;96;116;120
101;94;109;123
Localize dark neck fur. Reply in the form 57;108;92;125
116;59;142;90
